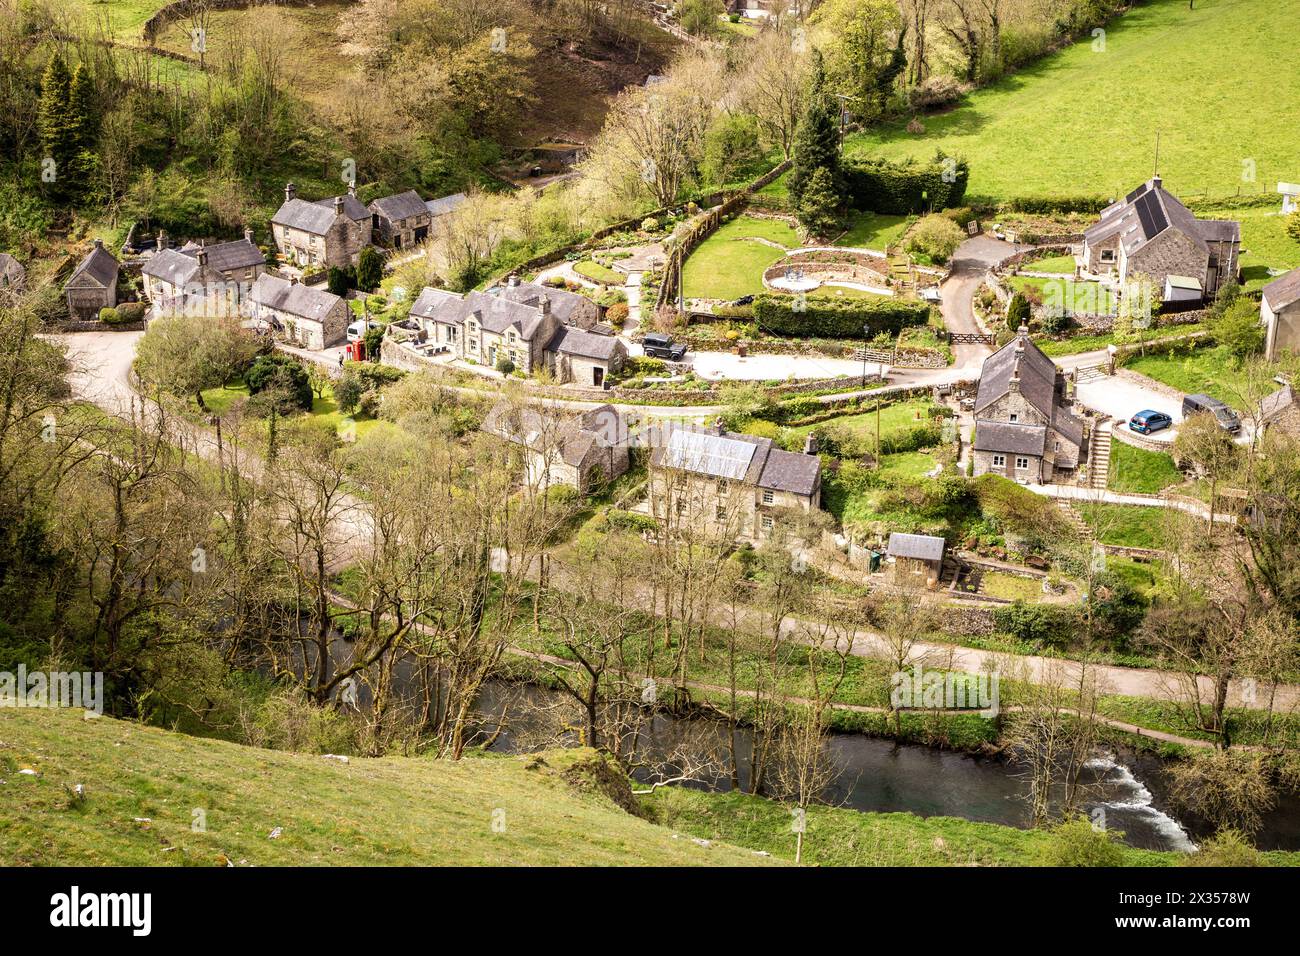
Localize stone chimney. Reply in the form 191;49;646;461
284;182;297;203
195;242;208;268
93;238;103;251
157;230;166;251
334;195;345;216
508;275;520;287
538;294;550;316
1152;174;1162;190
244;227;254;244
804;434;818;456
347;182;357;198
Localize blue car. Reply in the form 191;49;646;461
1129;410;1173;434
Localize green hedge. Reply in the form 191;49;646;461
844;154;969;215
752;293;930;339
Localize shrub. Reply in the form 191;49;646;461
1183;829;1265;867
356;246;383;292
641;217;661;233
1210;298;1265;360
115;302;148;323
97;306;119;324
752;293;930;339
907;75;968;110
994;601;1078;648
843;152;969;214
907;214;965;263
327;266;357;297
363;324;385;361
605;302;629;327
545;484;582;507
495;356;515;374
1039;816;1126;867
1007;292;1032;328
245;355;313;412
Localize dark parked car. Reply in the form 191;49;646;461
642;332;687;361
1129;410;1173;435
1181;393;1241;434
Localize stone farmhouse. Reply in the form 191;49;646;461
481;401;630;493
247;273;348;350
972;326;1086;485
409;277;625;386
0;252;25;294
369;190;431;250
141;231;265;318
1079;176;1239;302
271;183;371;269
64;239;119;320
1262;267;1300;362
647;424;822;544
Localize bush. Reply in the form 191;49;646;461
907;75;969;110
97;306;119;324
1007;292;1032;329
495;356;516;374
907;214;965;264
605;302;629;327
1183;829;1265;867
994;601;1078;648
1210;298;1265;360
752;293;930;339
1039;816;1126;867
327;266;357;297
843;152;969;215
641;217;661;233
357;247;383;292
245;355;313;412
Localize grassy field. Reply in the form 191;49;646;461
574;259;625;285
1034;322;1205;357
644;787;1180;866
682;215;801;299
774;399;938;441
1122;344;1255;409
877;450;939;480
1021;253;1078;274
836;211;912;250
199;380;395;441
1108;441;1184;494
1221;204;1300;290
843;0;1300;204
0;709;768;866
1077;502;1167;549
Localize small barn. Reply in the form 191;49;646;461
886;533;946;589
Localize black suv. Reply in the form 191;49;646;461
1181;393;1241;434
642;332;687;361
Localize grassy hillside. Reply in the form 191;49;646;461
0;709;766;866
846;0;1300;205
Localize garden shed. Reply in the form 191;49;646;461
886;532;946;589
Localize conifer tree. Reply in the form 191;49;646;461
37;54;73;199
787;50;842;208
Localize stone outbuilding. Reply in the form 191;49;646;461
885;532;946;589
1262;267;1300;362
64;239;120;320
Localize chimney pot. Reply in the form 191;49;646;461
285;182;297;202
508;275;520;287
538;294;550;316
93;238;103;250
347;182;357;198
334;196;345;215
157;230;166;251
244;227;254;244
804;434;818;456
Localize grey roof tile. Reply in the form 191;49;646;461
369;190;427;222
1264;267;1300;312
887;532;945;561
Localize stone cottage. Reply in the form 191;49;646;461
885;532;946;589
972;326;1086;484
270;183;371;270
369;190;432;250
1079;176;1239;302
247;273;348;350
1262;267;1300;362
64;239;120;320
141;230;265;318
480;401;630;493
647;424;822;544
409;277;625;385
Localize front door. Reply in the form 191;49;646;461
593;366;604;387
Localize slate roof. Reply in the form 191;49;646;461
481;401;622;470
0;252;25;286
547;325;624;361
409;286;463;321
68;242;119;289
272;198;339;235
249;274;343;323
370;190;427;223
316;193;371;223
887;532;945;562
425;193;466;217
975;332;1058;420
143;239;264;285
495;279;593;327
652;424;821;496
1086;178;1239;256
973;421;1048;457
1263;268;1300;312
1261;385;1296;424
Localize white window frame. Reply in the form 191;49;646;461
761;514;774;532
1016;456;1030;471
761;489;774;505
992;454;1006;468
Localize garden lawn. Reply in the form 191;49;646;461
1021;253;1077;274
1034;323;1205;357
199;381;394;440
775;399;938;441
876;450;938;480
1216;204;1300;292
836;211;911;251
1121;344;1255;409
574;259;625;285
682;215;801;300
842;0;1300;204
1076;502;1166;550
1008;276;1116;315
980;571;1044;603
1107;441;1183;495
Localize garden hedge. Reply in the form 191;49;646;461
752;293;930;339
844;154;969;215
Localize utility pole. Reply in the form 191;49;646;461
861;322;870;386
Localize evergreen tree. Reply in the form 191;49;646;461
37;54;73;199
788;50;842;207
357;246;383;292
796;166;843;238
66;65;99;200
